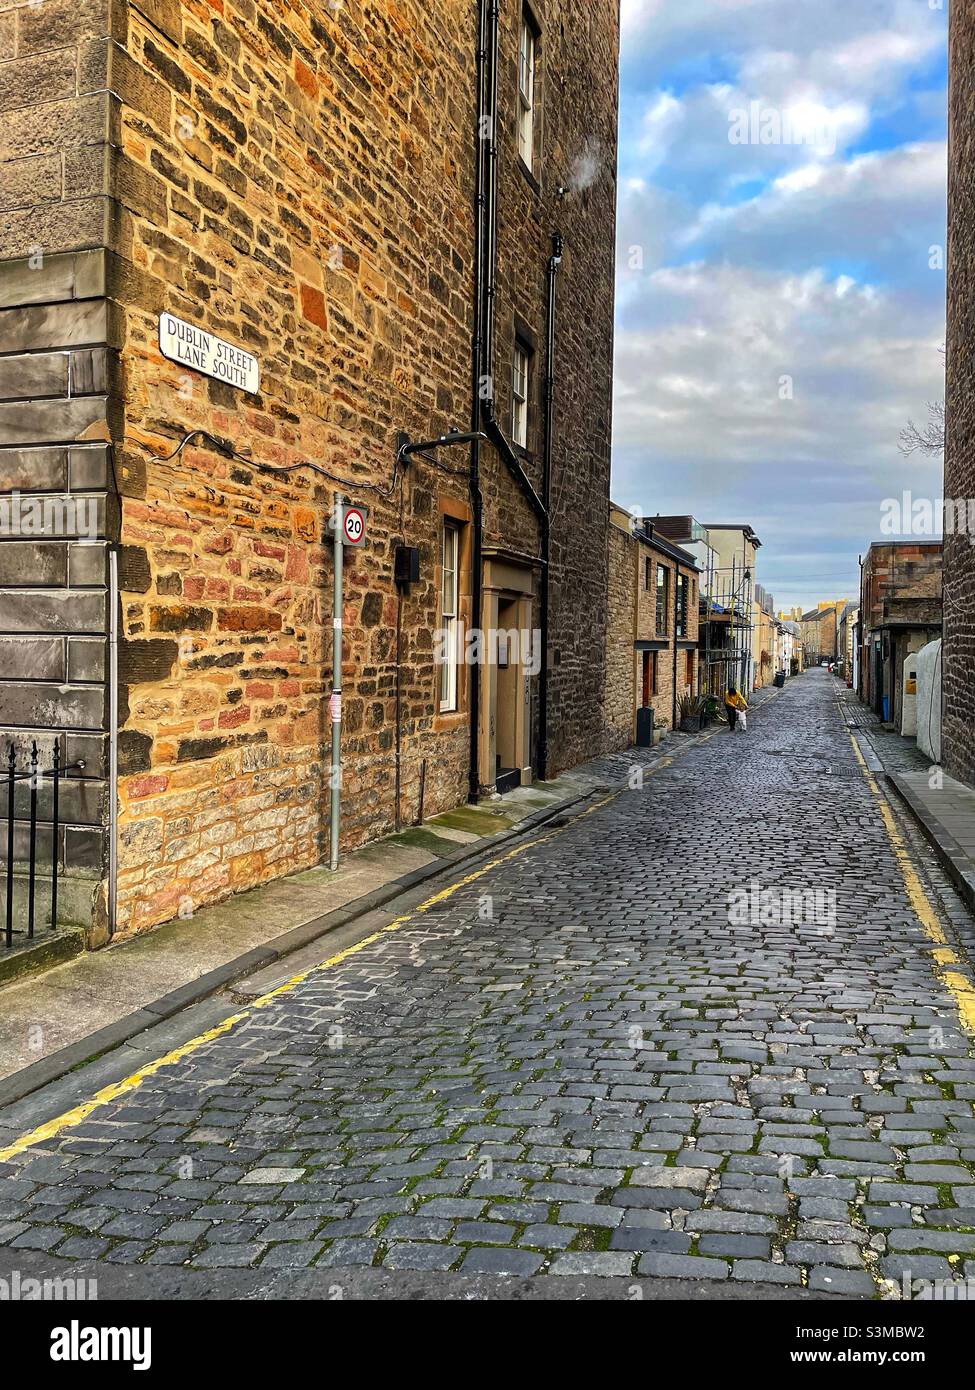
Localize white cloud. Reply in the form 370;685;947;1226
614;0;948;608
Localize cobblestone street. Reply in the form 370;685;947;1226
2;669;975;1297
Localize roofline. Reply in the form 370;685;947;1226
608;504;702;572
641;532;702;572
865;539;943;553
704;524;763;549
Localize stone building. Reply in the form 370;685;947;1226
653;516;758;696
944;0;975;785
604;504;701;745
858;543;942;729
0;0;621;943
753;583;775;690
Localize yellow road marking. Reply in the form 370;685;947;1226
849;733;975;1033
0;791;620;1163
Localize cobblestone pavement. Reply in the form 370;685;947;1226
2;669;975;1296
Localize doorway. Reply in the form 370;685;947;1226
495;596;521;794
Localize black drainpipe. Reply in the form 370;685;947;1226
539;232;563;781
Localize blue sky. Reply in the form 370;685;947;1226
611;0;949;611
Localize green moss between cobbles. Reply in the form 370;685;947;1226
568;1224;612;1253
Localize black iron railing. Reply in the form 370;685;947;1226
2;742;85;948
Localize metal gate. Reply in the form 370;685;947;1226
2;741;85;948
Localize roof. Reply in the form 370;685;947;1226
640;530;701;572
704;524;763;549
608;503;701;572
865;540;943;556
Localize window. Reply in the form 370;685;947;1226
512;341;530;448
440;521;461;712
645;557;653;590
655;564;669;635
518;16;536;169
641;651;659;705
686;650;694;686
677;574;689;637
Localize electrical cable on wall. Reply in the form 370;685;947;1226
145;427;482;498
147;428;404;498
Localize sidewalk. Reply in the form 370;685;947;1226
886;771;975;914
0;719;730;1104
836;682;975;916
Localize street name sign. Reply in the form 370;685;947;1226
159;313;261;394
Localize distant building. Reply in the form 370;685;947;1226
754;583;776;689
605;506;701;743
836;601;859;685
858;544;942;729
653;517;761;695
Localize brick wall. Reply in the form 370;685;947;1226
635;542;699;733
602;510;635;749
0;0;621;937
945;0;975;784
489;0;620;776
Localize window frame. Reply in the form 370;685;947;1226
439;520;461;713
518;13;537;171
677;574;689;638
655;563;669;636
512;340;530;449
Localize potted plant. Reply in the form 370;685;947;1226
678;693;705;732
702;695;720;727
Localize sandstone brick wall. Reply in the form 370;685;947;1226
602;511;635;749
945;0;975;784
0;0;621;937
108;0;488;931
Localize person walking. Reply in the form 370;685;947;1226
725;685;748;733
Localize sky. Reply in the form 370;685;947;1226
611;0;949;613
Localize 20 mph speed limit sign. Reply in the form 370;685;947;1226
330;503;368;547
343;507;366;546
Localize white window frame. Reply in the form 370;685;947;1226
440;521;461;713
518;18;536;169
512;342;529;448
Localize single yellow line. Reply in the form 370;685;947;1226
849;733;975;1033
0;791;620;1163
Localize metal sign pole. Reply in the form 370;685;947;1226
330;493;344;871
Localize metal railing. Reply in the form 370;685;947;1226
3;742;85;948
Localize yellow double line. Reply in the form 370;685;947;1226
0;793;619;1163
849;735;975;1034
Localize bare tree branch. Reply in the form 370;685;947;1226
899;399;945;458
